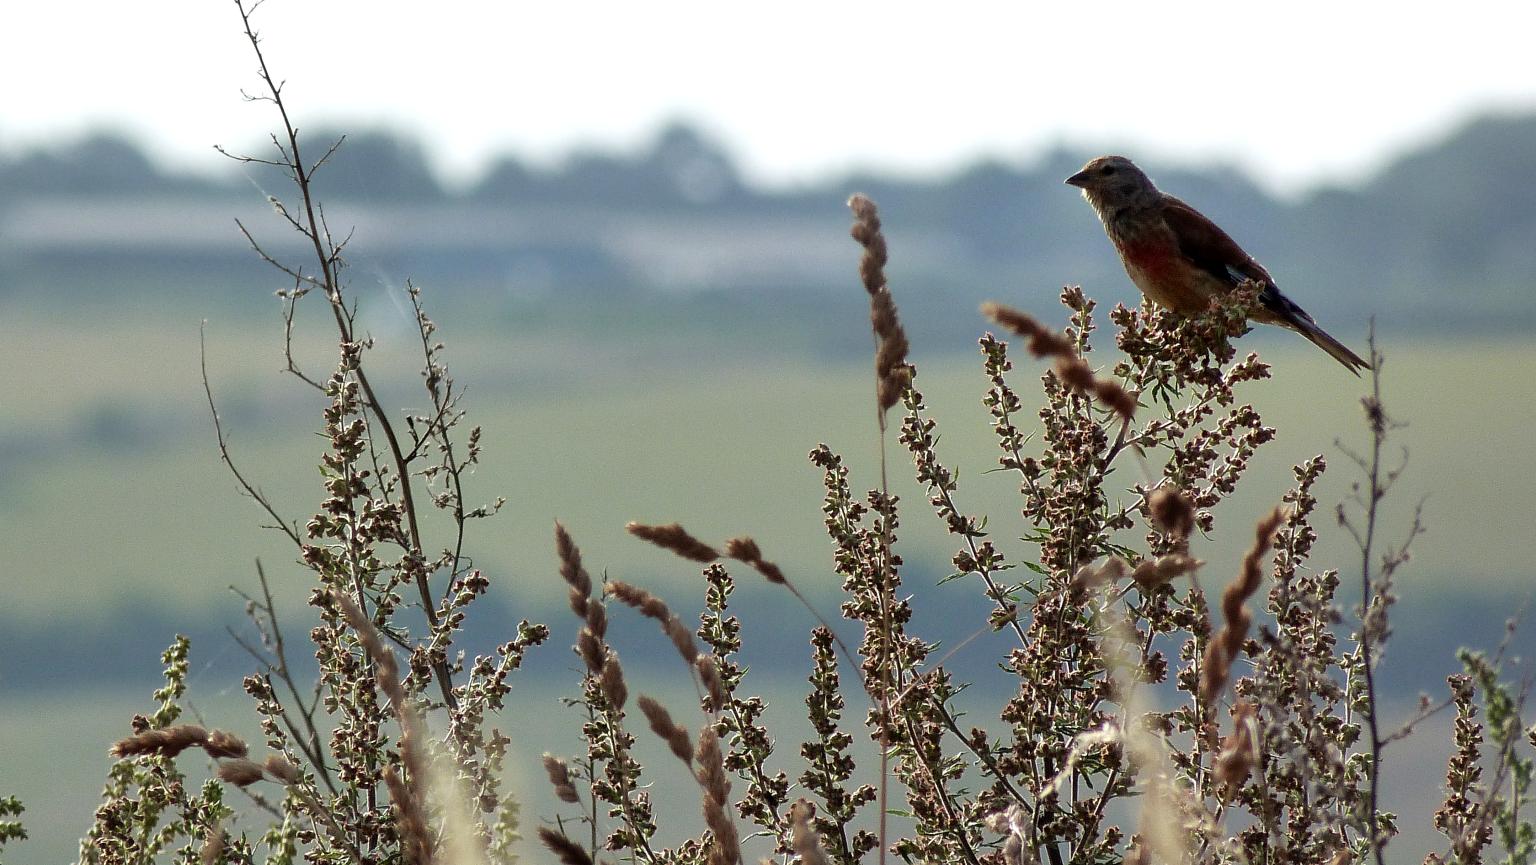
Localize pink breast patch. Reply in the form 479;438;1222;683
1121;239;1181;277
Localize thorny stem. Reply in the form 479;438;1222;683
200;324;303;547
991;377;1046;506
1101;413;1136;466
934;707;1030;805
603;705;660;865
1354;328;1388;865
874;383;893;865
292;784;367;865
1009;312;1113;865
1382;601;1516;749
722;695;790;844
229;0;458;713
232;561;335;791
906;396;1028;647
991;336;1124;861
884;395;985;864
406;285;475;592
582;702;602;862
279;278;324;391
884;675;983;865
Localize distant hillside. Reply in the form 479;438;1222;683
2;114;1532;336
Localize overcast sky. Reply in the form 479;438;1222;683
6;0;1533;194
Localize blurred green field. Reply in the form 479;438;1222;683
5;311;1534;623
4;305;1534;863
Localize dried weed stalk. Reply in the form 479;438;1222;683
89;4;552;863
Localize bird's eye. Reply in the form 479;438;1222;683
1099;165;1115;176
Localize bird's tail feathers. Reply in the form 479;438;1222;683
1294;318;1370;375
1257;284;1369;374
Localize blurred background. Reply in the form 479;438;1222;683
3;1;1535;861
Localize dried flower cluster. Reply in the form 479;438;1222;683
1201;507;1285;704
982;301;1137;419
626;521;721;563
848;194;912;413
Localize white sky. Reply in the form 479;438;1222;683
5;0;1534;194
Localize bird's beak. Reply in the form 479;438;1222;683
1064;170;1092;188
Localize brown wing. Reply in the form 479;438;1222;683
1161;194;1302;323
1158;195;1274;290
1161;195;1369;373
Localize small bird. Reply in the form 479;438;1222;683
1066;155;1368;373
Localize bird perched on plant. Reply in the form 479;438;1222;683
1066;155;1368;373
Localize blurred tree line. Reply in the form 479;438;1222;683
2;113;1533;333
